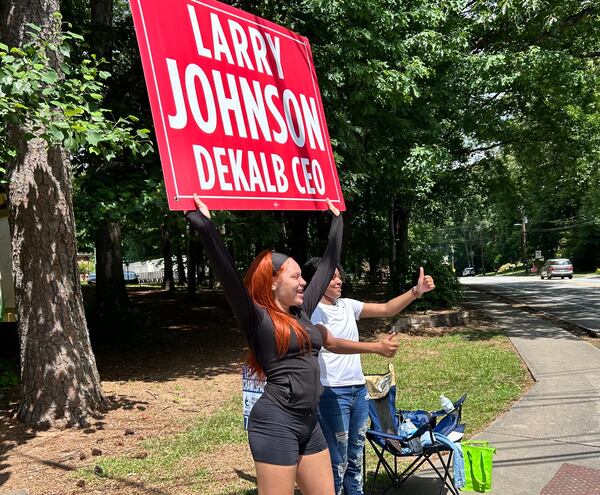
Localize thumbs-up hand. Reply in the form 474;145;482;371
414;267;435;297
377;333;399;358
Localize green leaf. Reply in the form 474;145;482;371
65;31;84;41
46;126;64;141
26;23;42;33
59;44;71;57
41;71;58;84
64;107;84;117
86;131;103;147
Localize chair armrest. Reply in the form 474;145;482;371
366;429;404;442
367;423;433;442
454;393;467;409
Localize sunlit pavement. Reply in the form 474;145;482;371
460;275;600;336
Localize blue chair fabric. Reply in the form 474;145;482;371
363;374;466;495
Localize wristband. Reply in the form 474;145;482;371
411;286;422;299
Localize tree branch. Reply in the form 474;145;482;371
531;5;597;45
472;5;597;52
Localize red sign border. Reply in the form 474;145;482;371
131;0;345;211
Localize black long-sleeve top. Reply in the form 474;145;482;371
186;211;343;412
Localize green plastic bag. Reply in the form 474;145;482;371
462;440;496;493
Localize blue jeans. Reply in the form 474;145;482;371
318;385;370;495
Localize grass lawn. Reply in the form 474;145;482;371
73;322;531;495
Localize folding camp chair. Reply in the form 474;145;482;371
363;364;467;495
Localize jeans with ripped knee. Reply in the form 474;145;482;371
318;385;370;495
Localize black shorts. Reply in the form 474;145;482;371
248;394;328;465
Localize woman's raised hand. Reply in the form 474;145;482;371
415;267;435;295
325;198;340;217
184;193;211;219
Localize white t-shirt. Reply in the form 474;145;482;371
311;298;365;387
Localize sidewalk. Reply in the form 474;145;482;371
381;287;600;494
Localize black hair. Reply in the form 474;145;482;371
302;257;345;287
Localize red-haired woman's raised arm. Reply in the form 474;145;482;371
185;209;258;339
302;205;343;316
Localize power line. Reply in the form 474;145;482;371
529;219;598;232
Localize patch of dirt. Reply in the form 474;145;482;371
0;287;249;495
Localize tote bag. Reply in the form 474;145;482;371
462;440;496;493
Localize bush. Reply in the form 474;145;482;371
497;262;517;273
0;359;19;390
390;246;463;310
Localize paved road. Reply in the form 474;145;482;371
460;275;600;335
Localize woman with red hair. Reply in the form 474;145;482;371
186;194;397;495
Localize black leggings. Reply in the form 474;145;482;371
248;394;328;465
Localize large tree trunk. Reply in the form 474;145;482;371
90;0;113;60
95;220;129;311
365;190;379;285
175;242;186;286
1;0;108;428
186;227;198;300
90;0;128;307
389;198;410;290
161;217;175;291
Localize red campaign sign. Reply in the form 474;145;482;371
130;0;345;211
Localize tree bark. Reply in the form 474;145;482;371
364;190;380;284
95;219;129;311
89;0;128;307
161;217;175;292
186;226;198;300
90;0;113;61
389;198;410;290
175;242;186;285
1;0;108;428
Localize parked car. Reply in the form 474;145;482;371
462;267;476;277
87;272;139;284
540;259;573;279
124;271;139;284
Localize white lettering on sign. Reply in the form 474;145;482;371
165;59;325;151
187;4;284;80
193;144;295;194
291;156;325;195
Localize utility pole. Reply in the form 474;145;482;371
514;214;528;273
522;215;528;273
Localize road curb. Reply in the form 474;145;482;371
467;285;600;338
